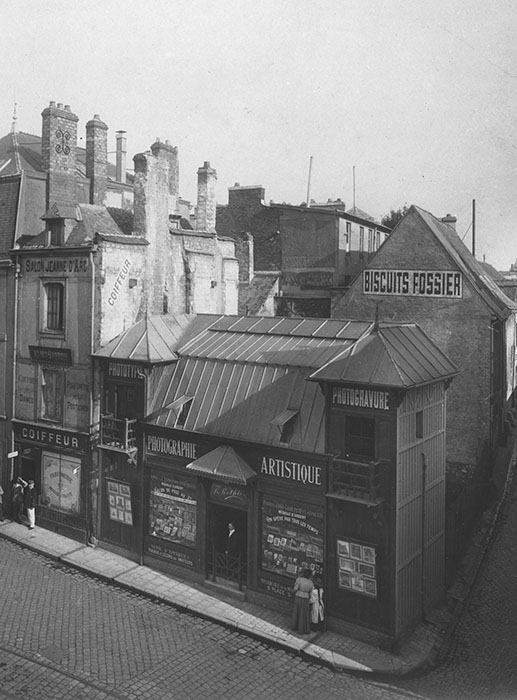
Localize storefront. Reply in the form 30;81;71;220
12;420;89;541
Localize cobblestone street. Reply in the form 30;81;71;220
394;471;517;700
0;540;419;700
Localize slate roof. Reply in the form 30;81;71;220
0;130;133;184
0;174;21;255
412;206;516;318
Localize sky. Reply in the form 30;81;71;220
1;0;516;268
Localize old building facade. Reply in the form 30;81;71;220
1;101;241;539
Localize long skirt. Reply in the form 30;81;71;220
292;596;311;634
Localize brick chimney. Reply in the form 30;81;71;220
115;131;127;183
41;101;79;208
85;114;108;205
150;139;179;215
197;161;217;232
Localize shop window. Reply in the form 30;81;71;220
41;368;63;422
41;452;81;513
416;410;424;439
345;415;375;459
43;281;65;332
148;473;197;546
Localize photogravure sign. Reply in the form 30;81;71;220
336;539;377;598
363;269;462;298
332;386;391;411
261;497;323;579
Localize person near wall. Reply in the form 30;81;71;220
0;483;4;521
310;575;325;631
12;477;26;524
225;522;240;557
23;480;37;530
292;568;314;634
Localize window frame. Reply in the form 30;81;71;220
42;279;66;335
40;366;64;423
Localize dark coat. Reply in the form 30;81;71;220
24;487;37;509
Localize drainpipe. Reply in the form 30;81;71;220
421;452;427;622
10;255;20;484
89;247;98;544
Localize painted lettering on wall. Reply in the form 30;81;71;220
260;457;322;486
332;386;390;410
363;269;462;298
146;434;197;459
108;362;145;380
107;259;132;306
24;258;88;274
20;426;79;448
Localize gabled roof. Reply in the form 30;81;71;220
94;314;203;363
308;323;458;388
411;205;516;318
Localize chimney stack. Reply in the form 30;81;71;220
441;213;457;230
197;161;217;232
116;130;127;183
41;101;79;208
150;139;179;215
85;114;108;205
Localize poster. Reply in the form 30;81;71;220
148;473;197;547
107;480;133;525
261;496;323;578
337;539;377;598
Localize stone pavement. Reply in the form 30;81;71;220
0;520;449;678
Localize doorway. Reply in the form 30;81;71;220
207;503;248;587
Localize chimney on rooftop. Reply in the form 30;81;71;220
197;161;217;232
116;130;127;184
85;114;108;205
41;100;79;208
441;213;457;230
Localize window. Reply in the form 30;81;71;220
44;282;64;332
368;228;374;253
359;226;364;256
271;408;298;445
345;222;351;254
175;398;193;428
41;368;63;422
48;220;65;246
345;416;375;459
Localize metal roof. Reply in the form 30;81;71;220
186;445;256;484
308;324;458;388
94;314;200;363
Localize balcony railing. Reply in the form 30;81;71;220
99;414;137;453
330;457;388;504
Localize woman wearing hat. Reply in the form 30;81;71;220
291;568;314;634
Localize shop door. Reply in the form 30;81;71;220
207;504;248;587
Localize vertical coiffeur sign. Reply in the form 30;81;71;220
363;269;462;298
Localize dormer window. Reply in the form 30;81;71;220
168;395;194;429
271;409;299;445
48;219;65;246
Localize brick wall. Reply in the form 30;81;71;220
86;115;108;205
41;102;79;207
332;208;497;466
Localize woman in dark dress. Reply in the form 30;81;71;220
291;569;314;634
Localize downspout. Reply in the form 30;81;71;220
420;452;427;623
89;247;98;544
10;254;20;483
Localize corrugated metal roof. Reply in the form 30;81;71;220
308;324;458;388
94;315;197;363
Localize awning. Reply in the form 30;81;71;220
186;445;256;485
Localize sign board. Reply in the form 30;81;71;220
7;451;19;459
363;269;462;298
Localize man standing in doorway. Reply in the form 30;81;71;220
12;477;26;523
24;480;37;530
225;522;240;557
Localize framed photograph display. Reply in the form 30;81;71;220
106;480;133;526
336;538;378;598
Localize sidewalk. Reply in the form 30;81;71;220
0;519;450;677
